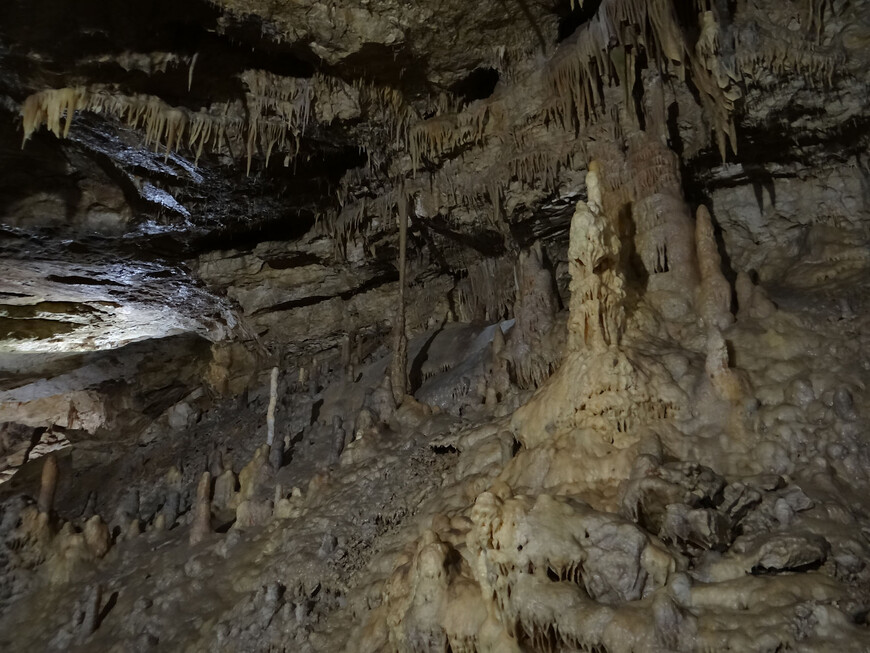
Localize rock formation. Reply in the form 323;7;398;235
0;0;869;651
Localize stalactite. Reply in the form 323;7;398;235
487;179;502;223
20;88;86;145
188;53;198;91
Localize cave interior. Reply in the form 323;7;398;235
1;0;869;651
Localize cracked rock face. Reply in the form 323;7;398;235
1;0;870;651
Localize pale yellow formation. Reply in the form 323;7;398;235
238;444;270;501
189;471;212;546
19;70;364;174
19;87;235;165
37;454;58;514
82;516;110;559
695;204;734;331
567;162;625;351
267;366;279;446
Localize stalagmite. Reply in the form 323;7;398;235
82;516;110;559
506;245;561;389
77;584;102;642
269;431;284;471
160;491;180;530
37;454;58;515
331;416;346;463
704;327;748;402
266;366;278;446
238;445;269;501
371;376;397;425
213;469;239;510
567;162;625;351
735;271;777;320
189;471;212;546
695;205;734;330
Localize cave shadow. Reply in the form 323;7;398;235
666;101;684;156
534;244;565;312
97;590;119;626
499;0;547;54
309;399;323;425
0;125;83;225
745;164;777;214
408;321;446;394
708;209;739;310
619;202;647;322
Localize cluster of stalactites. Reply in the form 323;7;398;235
691;10;741;161
329;130;586;248
457;256;517;323
77;51;196;80
409;100;501;174
19;70;359;173
550;1;741;160
240;69;317;174
505;131;583;193
354;81;417;152
21;86;244;166
327;0;851;247
734;0;844;85
20;87;87;142
327;0;746;248
567;162;626;351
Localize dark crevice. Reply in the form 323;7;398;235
423;218;507;257
46;275;124;286
449;67;500;104
498;0;547;54
409;326;443;393
750;559;825;575
0;317;78;339
555;0;603;43
331;43;432;98
252;270;399;316
191;211;318;254
264;253;323;270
